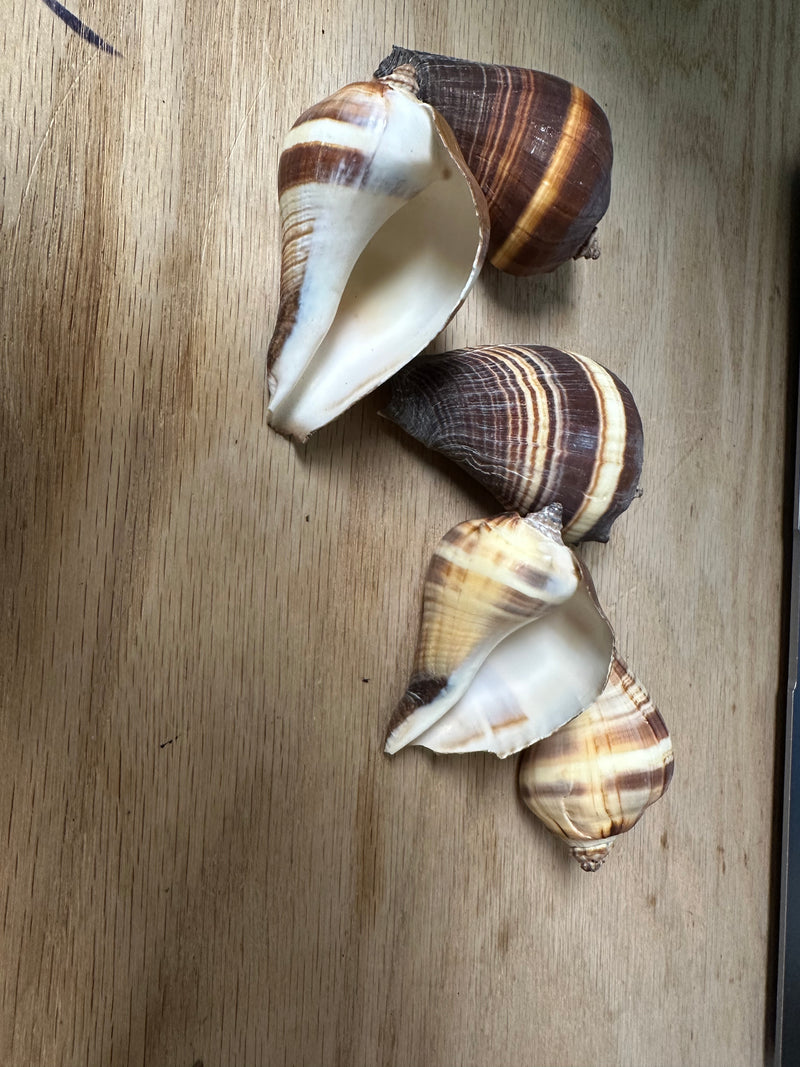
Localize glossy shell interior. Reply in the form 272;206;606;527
266;77;489;441
385;507;615;758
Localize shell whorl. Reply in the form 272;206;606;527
375;47;613;275
518;655;674;871
383;345;643;543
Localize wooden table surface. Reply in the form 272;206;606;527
2;1;798;1064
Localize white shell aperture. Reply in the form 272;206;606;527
266;73;490;441
385;506;614;758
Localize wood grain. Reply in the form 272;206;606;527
1;1;797;1064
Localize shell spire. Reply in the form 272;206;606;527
375;47;613;276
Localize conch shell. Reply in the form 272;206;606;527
385;505;614;757
375;48;613;275
518;655;674;871
382;345;643;543
266;71;490;441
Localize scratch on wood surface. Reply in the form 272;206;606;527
659;435;706;484
40;0;122;56
2;43;99;431
13;56;95;225
192;60;284;324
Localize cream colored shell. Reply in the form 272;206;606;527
518;655;674;871
385;506;614;758
266;73;489;441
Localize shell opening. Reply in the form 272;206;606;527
266;84;488;441
398;573;614;757
385;512;614;759
281;180;482;433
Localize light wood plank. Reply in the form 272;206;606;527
1;1;797;1063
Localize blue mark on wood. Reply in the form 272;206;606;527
40;0;121;56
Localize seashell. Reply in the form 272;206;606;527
266;72;490;442
518;655;674;871
382;345;643;543
384;505;615;758
375;47;613;275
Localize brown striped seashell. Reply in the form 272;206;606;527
518;655;674;871
375;47;613;275
382;345;643;543
266;72;490;442
385;505;615;758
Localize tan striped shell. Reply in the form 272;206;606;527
385;505;615;758
382;345;643;543
375;48;613;275
266;74;489;441
518;655;674;871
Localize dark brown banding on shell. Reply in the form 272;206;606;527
375;47;612;275
407;674;449;705
382;345;643;544
582;379;644;542
293;80;391;129
515;559;564;595
662;753;675;792
267;291;300;374
266;82;392;384
491;84;611;274
277;143;371;194
385;674;448;740
607;767;668;800
530;346;602;529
